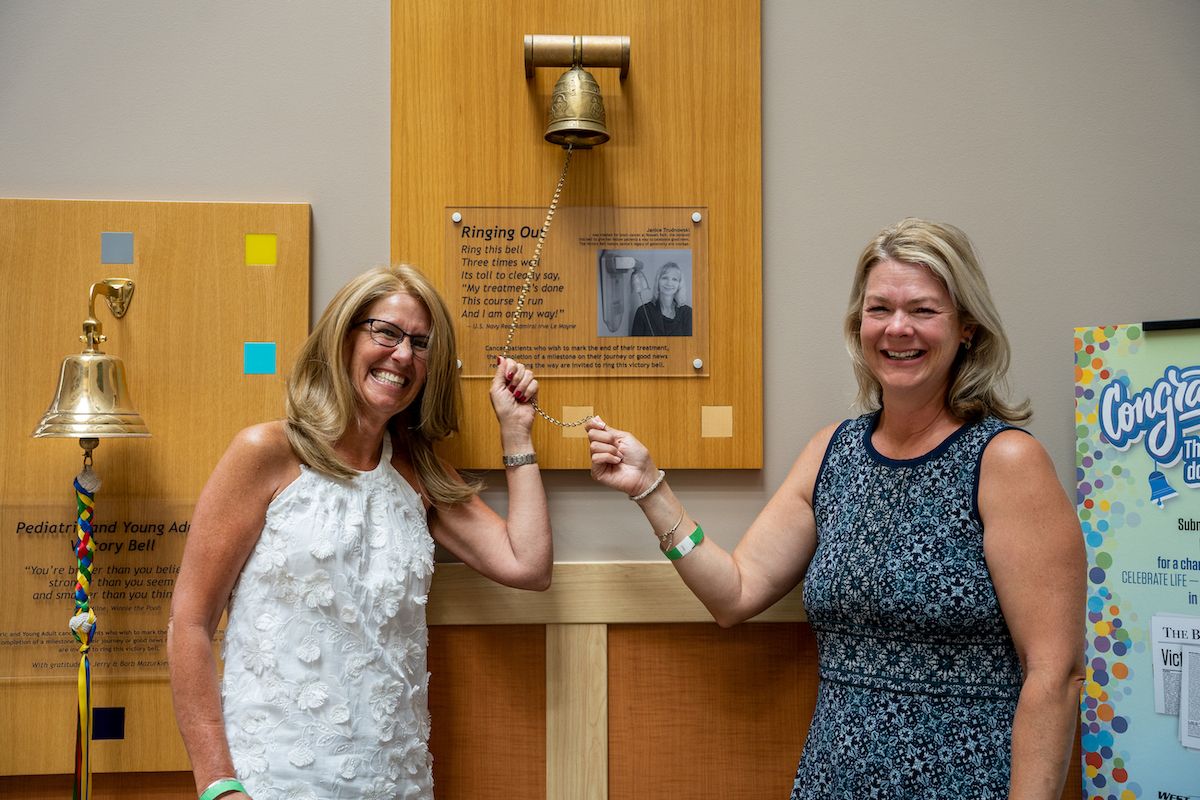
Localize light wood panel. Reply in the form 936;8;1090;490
428;562;806;625
0;199;310;502
428;625;546;799
546;624;607;800
0;676;193;775
0;198;310;776
392;0;762;469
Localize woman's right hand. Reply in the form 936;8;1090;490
585;417;659;497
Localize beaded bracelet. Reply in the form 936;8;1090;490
630;469;666;502
199;777;247;800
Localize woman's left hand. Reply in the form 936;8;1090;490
490;357;538;433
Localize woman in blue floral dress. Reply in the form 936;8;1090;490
587;218;1085;798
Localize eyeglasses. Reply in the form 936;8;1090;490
358;318;431;356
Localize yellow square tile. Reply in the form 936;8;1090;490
560;406;594;438
701;405;734;438
245;233;278;266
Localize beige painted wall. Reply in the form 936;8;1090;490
2;1;1198;562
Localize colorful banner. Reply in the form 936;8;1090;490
1075;324;1200;799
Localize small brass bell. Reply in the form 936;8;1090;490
33;278;150;439
545;65;609;149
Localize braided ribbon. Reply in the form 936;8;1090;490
70;464;100;800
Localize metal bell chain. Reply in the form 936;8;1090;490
501;144;595;428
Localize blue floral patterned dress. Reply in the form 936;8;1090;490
791;412;1025;799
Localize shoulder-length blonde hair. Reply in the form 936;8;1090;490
651;262;690;310
285;264;480;505
843;218;1031;425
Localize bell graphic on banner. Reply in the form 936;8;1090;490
1147;470;1178;508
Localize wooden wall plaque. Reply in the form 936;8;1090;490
392;0;762;469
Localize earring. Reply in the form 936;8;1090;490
962;339;973;351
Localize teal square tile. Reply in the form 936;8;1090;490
243;342;277;375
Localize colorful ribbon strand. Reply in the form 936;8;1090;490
70;469;99;800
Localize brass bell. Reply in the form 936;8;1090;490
545;65;609;149
33;278;149;439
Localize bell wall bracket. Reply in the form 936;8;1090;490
524;34;630;80
83;278;135;351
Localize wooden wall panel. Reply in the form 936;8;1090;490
0;199;310;503
0;771;193;799
547;624;607;800
428;562;806;625
608;623;817;800
0;717;1085;800
0;696;1085;800
0;561;1082;798
0;198;310;776
392;0;762;469
428;625;546;800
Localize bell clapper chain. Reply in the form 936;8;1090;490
500;144;595;428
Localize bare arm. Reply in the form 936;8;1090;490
167;423;297;798
586;417;838;626
980;431;1086;800
430;358;551;590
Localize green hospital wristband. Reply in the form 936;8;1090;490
665;524;704;561
199;778;246;800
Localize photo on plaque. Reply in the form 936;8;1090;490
596;249;693;338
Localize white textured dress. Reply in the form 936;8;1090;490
221;437;436;800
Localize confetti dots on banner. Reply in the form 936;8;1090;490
1074;325;1145;798
245;233;277;266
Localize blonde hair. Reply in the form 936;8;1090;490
285;264;480;505
651;262;689;309
843;218;1031;425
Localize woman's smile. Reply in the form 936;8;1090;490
370;369;409;388
347;292;431;425
860;259;972;402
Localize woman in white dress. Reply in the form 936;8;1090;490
167;265;552;800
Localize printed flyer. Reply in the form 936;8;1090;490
1075;324;1200;799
